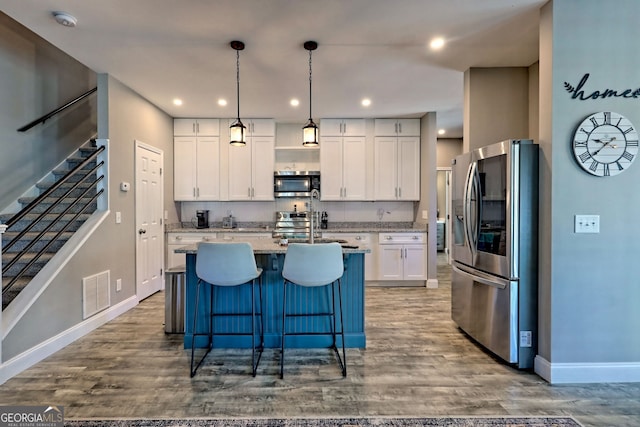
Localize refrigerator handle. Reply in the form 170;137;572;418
472;161;483;250
464;162;478;262
452;263;508;290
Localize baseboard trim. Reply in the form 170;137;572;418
426;278;439;289
535;355;640;384
0;295;138;385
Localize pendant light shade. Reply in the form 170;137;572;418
230;40;246;146
302;41;319;146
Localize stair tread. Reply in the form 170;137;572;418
2;252;54;261
36;181;94;189
18;195;97;204
0;212;93;224
3;230;74;239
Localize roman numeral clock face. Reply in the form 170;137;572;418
573;111;639;177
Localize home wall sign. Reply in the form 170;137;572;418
564;73;640;100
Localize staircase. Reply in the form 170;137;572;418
1;142;103;309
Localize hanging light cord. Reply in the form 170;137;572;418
308;48;313;120
236;48;241;120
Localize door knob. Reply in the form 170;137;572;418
138;229;146;234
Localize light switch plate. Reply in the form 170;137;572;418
575;214;599;233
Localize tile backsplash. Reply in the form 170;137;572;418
180;200;415;225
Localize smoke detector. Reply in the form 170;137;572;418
52;12;77;27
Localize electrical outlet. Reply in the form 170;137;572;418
115;211;122;224
575;214;599;233
116;278;122;292
520;330;532;347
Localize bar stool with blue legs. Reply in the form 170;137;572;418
280;242;346;379
190;242;263;377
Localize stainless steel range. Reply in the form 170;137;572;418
272;211;320;239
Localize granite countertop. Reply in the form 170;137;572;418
174;237;371;255
166;222;428;234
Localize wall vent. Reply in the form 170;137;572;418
83;270;111;319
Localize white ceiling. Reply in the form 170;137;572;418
0;0;546;138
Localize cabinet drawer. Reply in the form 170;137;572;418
167;233;216;244
220;233;272;240
323;232;371;245
378;232;425;244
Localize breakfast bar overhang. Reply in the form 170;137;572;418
175;239;369;349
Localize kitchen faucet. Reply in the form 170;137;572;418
309;189;320;244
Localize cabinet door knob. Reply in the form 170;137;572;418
138;229;146;235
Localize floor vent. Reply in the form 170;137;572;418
82;270;111;319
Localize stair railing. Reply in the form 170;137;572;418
3;145;104;230
2;145;105;296
17;87;97;133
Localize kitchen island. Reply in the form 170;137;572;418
175;238;370;349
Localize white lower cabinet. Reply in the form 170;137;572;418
323;232;376;281
166;232;216;269
377;232;426;281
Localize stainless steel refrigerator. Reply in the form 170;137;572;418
451;139;538;369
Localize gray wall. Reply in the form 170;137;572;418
436;138;462;168
3;72;176;359
464;67;530;152
538;0;640;365
0;12;96;211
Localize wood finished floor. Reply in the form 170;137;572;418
1;255;639;427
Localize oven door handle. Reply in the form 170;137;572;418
452;263;508;290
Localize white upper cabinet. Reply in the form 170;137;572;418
374;118;420;136
225;118;275;201
228;132;275;201
374;135;420;201
244;118;275;136
320;119;366;136
174;118;220;136
374;118;420;201
320;135;367;201
174;136;220;201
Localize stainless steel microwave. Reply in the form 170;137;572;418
273;171;320;198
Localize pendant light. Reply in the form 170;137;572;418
302;41;319;146
229;40;246;146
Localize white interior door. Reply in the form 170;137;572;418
136;141;164;301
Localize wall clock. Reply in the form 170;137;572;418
572;111;638;177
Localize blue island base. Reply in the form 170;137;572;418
184;252;366;349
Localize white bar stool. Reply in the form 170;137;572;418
190;242;263;377
280;242;346;379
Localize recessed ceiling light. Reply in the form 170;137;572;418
430;37;445;50
290;98;300;107
173;98;183;106
218;98;227;107
438;129;446;135
52;11;77;27
361;98;372;107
